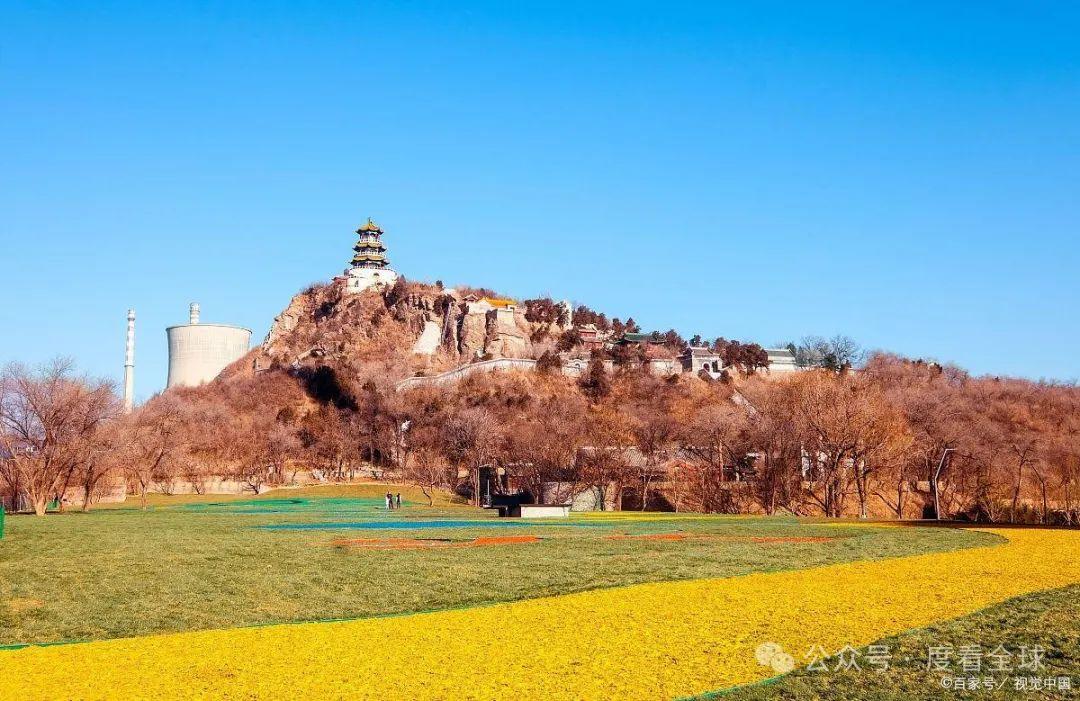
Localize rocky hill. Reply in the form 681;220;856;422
253;277;573;388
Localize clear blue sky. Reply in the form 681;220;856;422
2;1;1078;397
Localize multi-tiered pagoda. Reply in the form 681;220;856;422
343;217;399;293
351;218;389;269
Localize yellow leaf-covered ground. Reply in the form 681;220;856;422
1;527;1077;700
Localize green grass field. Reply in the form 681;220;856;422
713;585;1080;701
0;485;996;647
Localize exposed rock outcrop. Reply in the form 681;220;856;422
255;279;566;385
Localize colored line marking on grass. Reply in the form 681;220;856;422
605;533;839;543
258;519;607;530
329;535;544;549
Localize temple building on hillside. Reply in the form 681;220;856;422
765;347;799;373
577;323;607;350
343;218;399;293
463;295;518;322
681;346;724;376
681;344;800;378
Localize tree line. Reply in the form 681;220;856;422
2;351;1077;524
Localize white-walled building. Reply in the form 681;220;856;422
766;347;799;373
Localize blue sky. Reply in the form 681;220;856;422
1;1;1078;397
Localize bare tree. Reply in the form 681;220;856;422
229;414;301;495
629;404;678;511
303;406;361;482
0;360;118;515
785;371;908;518
793;335;864;371
124;395;186;509
74;421;124;510
579;409;636;511
403;418;454;506
678;400;751;513
444;407;501;506
503;398;587;504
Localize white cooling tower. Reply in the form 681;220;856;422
166;303;252;388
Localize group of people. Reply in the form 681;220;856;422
385;492;402;510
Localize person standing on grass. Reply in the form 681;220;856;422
385;492;393;510
395;493;401;509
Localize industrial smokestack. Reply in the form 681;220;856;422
123;309;135;414
189;302;200;325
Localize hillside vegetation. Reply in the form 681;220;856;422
2;277;1078;523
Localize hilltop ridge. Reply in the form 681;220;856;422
252;278;578;388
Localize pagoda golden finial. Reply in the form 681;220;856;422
357;217;382;234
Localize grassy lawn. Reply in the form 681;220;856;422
713;584;1080;700
0;486;997;646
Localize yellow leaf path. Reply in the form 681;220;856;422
1;528;1077;700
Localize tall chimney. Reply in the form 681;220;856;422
189;302;200;325
123;309;135;413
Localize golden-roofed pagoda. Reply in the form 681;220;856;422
351;217;389;268
343;217;399;294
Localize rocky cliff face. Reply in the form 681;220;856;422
257;278;567;385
